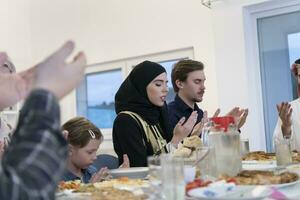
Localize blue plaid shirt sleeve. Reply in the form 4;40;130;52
0;89;68;200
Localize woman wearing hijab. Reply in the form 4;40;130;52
113;61;198;167
273;58;300;150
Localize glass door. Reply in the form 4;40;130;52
257;11;300;151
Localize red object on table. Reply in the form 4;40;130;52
185;179;212;193
210;116;234;132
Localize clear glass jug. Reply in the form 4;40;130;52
202;117;242;177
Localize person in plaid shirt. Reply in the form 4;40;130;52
0;41;86;200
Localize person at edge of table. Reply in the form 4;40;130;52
0;57;16;158
167;59;249;136
61;116;129;183
113;60;198;167
0;40;86;200
273;58;300;150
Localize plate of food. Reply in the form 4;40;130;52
58;180;81;190
243;150;300;163
242;151;276;162
93;177;149;189
242;161;276;170
187;182;271;200
57;186;146;200
57;178;148;200
109;167;149;179
221;170;299;188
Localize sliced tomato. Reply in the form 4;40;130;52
185;179;212;192
226;178;237;184
200;180;212;187
186;182;199;191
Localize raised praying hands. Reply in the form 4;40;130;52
277;102;292;138
0;41;86;109
89;167;111;183
172;111;198;144
191;111;208;136
225;107;249;129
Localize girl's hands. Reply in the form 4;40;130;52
89;167;111;183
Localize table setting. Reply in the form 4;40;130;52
56;116;300;200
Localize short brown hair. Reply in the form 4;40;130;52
62;117;103;148
171;59;204;92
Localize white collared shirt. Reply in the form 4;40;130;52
0;116;12;141
273;98;300;150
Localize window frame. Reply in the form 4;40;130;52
75;47;194;143
77;61;127;140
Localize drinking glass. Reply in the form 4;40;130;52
240;139;250;157
275;138;292;166
196;146;217;179
160;154;185;200
147;156;162;199
147;156;161;182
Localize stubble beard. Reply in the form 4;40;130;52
192;96;202;103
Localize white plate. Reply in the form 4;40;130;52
242;160;276;170
56;190;91;200
242;160;276;165
286;163;300;175
187;185;271;200
268;179;300;188
109;167;149;179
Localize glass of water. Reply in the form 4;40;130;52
147;156;162;199
160;154;185;200
147;156;161;181
275;138;292;166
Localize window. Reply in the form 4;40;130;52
288;32;300;65
158;60;180;103
76;48;193;137
86;70;122;128
256;11;300;151
76;64;125;132
288;32;300;99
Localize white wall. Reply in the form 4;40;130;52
3;0;220;154
0;0;32;69
27;0;84;124
15;0;220;124
211;0;272;151
3;0;285;153
77;0;219;124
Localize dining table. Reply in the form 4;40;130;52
56;161;300;200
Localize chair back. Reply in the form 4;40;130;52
93;154;119;170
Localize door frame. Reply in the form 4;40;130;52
243;0;300;151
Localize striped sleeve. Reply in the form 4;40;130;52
0;89;67;200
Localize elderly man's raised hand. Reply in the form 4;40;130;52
25;41;86;99
277;102;292;138
0;41;86;109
